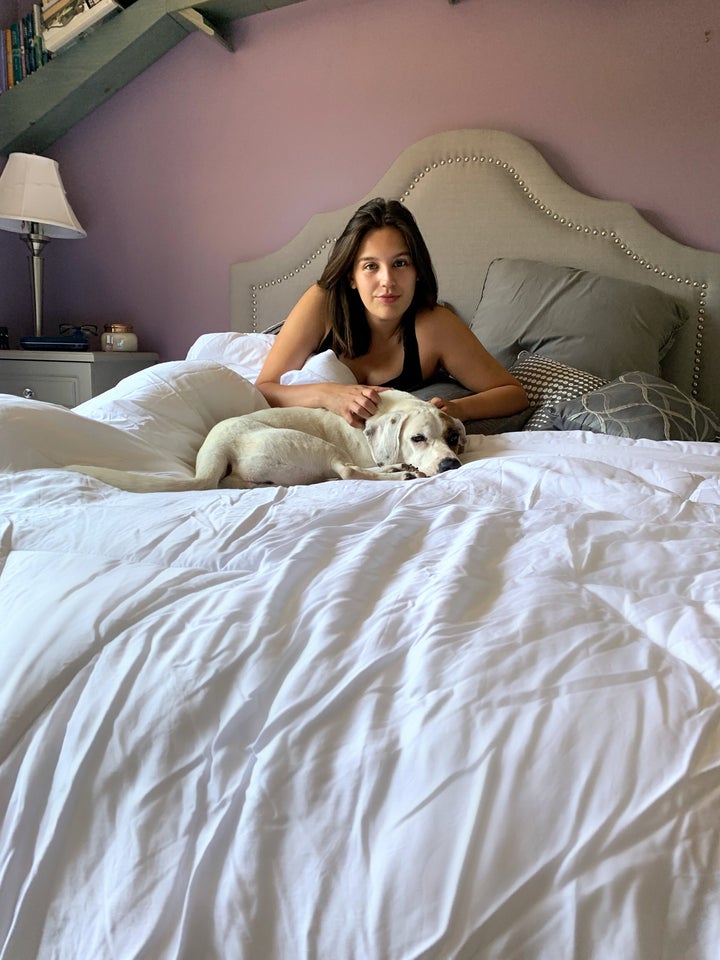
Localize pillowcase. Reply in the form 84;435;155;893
187;332;276;381
280;349;357;386
548;371;720;441
186;333;358;387
507;351;608;430
471;258;687;381
411;378;534;434
464;410;536;435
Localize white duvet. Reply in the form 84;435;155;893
1;355;719;960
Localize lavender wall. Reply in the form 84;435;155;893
1;0;719;359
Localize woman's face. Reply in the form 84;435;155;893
350;226;417;325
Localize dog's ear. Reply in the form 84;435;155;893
364;413;405;466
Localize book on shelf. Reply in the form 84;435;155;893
9;21;23;83
0;31;7;93
23;15;34;74
32;3;49;68
3;28;13;89
1;3;49;91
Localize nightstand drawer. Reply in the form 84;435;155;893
2;369;84;405
0;352;159;407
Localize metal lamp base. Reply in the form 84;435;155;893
21;226;49;339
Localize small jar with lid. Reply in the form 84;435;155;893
101;323;138;352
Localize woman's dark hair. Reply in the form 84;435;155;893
318;198;438;357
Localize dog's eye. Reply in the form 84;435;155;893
410;434;427;444
447;430;459;448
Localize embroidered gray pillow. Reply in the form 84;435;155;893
548;371;720;441
508;351;608;431
471;258;687;381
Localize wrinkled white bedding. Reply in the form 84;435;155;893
1;365;719;960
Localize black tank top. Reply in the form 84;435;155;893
318;316;425;391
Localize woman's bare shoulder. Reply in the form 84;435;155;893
418;301;464;320
299;282;328;305
280;283;331;334
415;302;467;338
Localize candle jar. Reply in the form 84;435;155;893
101;323;138;352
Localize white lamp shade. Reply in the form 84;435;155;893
0;152;86;239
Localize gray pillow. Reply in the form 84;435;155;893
463;409;535;436
471;258;687;381
548;371;720;441
508;351;608;431
412;379;471;403
412;378;534;435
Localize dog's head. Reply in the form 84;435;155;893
363;392;466;476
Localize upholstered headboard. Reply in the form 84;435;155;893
230;129;720;416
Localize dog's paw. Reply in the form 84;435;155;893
399;464;426;480
402;463;428;479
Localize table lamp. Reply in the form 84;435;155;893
0;153;86;339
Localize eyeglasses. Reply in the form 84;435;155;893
59;324;99;338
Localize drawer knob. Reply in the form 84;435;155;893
22;387;35;399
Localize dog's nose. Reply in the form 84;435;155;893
438;457;461;473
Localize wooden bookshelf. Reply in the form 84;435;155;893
0;0;306;157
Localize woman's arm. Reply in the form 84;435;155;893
418;307;528;420
255;284;386;427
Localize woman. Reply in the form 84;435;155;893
255;198;528;427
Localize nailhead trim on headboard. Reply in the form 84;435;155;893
250;238;337;333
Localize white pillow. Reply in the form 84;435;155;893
185;333;358;386
75;360;268;468
281;349;357;386
186;332;276;381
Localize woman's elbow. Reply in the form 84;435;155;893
512;384;530;413
255;379;280;405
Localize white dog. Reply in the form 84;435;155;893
69;389;467;492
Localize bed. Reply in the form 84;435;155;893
1;129;719;959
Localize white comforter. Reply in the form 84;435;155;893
1;364;719;960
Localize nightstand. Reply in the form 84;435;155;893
0;350;159;407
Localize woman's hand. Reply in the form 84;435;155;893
323;384;389;427
428;396;463;418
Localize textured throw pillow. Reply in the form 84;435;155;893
508;351;608;430
548;371;720;441
471;258;687;381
